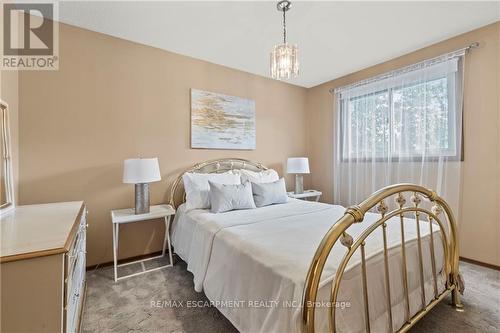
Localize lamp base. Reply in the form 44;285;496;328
135;183;150;214
294;174;304;194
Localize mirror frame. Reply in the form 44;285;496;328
0;99;15;215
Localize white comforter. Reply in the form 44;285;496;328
171;199;445;333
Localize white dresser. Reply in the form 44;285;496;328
0;201;87;333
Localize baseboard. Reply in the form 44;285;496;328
86;250;165;271
460;256;500;271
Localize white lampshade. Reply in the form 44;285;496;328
123;158;161;184
287;157;310;174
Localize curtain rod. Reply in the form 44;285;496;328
329;42;479;94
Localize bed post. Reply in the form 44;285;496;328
436;195;464;311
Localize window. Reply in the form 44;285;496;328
338;58;463;161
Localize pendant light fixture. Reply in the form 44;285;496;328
270;0;299;80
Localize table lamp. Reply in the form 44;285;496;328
123;158;161;214
287;157;309;194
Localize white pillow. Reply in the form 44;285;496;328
235;169;279;184
208;181;256;213
251;178;288;207
182;172;240;211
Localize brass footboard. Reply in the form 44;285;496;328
302;183;464;333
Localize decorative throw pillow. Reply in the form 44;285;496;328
208;181;256;213
182;172;241;211
251;178;288;207
235;169;280;184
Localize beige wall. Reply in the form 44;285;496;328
17;23;308;266
306;22;500;266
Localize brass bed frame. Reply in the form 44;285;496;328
169;158;464;333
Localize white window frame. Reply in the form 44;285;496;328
338;58;463;162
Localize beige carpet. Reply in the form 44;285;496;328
82;259;499;333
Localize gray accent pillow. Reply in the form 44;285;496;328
208;181;256;213
251;178;288;207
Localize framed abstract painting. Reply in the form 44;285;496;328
191;89;256;150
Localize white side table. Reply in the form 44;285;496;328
110;204;175;282
287;190;322;202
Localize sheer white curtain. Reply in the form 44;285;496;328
333;51;465;215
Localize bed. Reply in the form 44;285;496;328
169;158;464;333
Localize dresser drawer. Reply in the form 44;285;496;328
66;210;87;275
66;250;85;332
65;206;87;332
66;235;85;304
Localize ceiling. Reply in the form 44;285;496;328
56;1;500;88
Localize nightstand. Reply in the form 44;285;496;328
287;190;322;202
110;204;175;282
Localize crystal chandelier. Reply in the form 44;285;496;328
270;0;299;80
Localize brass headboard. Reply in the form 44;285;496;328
168;158;268;208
